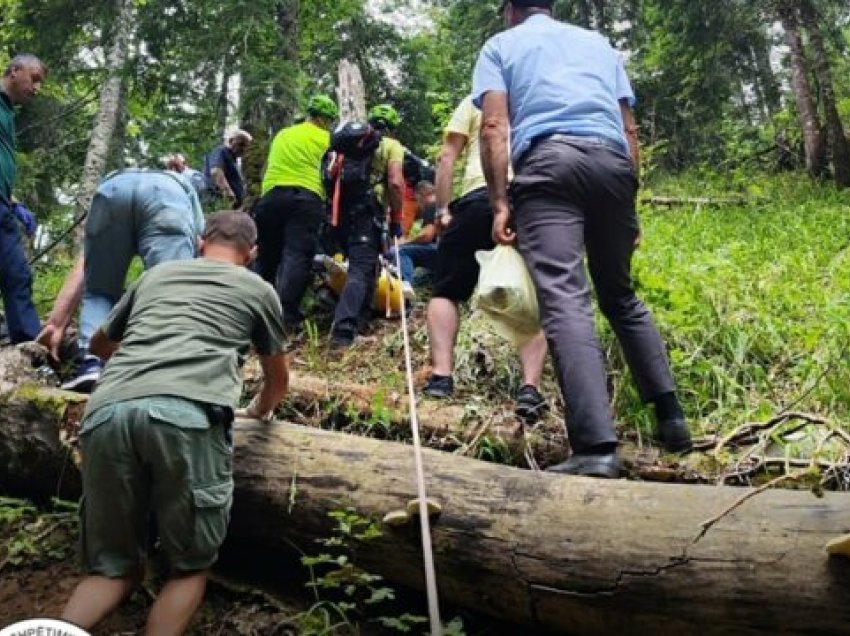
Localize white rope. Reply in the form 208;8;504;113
391;236;443;635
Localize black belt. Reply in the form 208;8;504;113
542;133;626;155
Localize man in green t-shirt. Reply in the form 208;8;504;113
330;103;405;348
61;211;289;635
1;54;46;343
253;94;338;333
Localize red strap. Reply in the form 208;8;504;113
331;155;344;227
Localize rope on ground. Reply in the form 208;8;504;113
391;237;442;636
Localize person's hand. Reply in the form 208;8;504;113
36;323;66;364
389;221;403;239
235;395;274;422
437;207;452;230
13;203;37;237
491;200;515;245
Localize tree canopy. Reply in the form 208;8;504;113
1;0;849;229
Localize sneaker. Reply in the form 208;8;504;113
515;384;547;423
546;450;621;479
61;355;103;393
423;374;453;398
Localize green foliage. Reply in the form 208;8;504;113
0;497;78;569
296;507;448;635
620;173;850;436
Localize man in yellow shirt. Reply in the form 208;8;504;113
253;94;338;332
424;95;548;422
330;104;405;348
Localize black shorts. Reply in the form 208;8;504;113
432;187;494;302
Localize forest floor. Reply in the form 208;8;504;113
4;173;850;634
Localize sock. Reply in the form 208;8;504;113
653;391;684;422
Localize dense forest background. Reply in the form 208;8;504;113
2;0;849;220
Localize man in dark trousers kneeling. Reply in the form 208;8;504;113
62;211;289;635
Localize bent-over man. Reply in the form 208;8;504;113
61;211;289;635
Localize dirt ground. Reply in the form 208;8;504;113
0;556;303;635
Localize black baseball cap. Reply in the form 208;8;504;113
498;0;554;13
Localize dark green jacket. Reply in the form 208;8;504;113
0;90;16;206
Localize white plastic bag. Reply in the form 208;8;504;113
473;245;540;345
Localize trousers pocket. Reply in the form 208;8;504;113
192;480;234;556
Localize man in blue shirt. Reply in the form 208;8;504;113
203;129;252;208
473;0;690;478
0;54;46;344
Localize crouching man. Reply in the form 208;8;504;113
61;211;289;635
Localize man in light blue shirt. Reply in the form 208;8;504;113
472;0;690;478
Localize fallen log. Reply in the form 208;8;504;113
2;350;850;634
639;196;760;207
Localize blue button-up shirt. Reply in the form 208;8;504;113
472;14;635;164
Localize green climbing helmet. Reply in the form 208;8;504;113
367;103;401;130
307;94;339;120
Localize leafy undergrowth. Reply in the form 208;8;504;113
257;173;850;491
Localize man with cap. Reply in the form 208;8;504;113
472;0;691;478
0;54;46;344
253;94;338;333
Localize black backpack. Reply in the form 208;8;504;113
322;122;382;226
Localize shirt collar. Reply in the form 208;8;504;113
0;90;12;110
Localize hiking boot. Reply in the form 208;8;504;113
423;374;453;398
546;450;621;479
656;417;693;453
61;355;104;393
515;384;547;423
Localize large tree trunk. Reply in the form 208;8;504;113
2;358;849;635
799;0;850;188
272;0;300;131
75;0;136;223
776;2;827;179
337;59;367;124
750;39;780;118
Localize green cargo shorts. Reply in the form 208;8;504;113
79;396;233;577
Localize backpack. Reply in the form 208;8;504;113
322;122;383;227
402;151;435;187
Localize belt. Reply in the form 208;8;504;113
544;133;626;155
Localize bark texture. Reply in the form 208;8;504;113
337;59;367;123
75;0;135;223
799;0;850;188
777;2;826;178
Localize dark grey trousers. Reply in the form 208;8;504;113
512;136;675;453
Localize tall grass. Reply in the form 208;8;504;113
611;173;850;438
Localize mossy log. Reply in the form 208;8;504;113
2;347;850;634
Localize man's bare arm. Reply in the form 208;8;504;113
89;328;120;362
435;133;466;227
210;167;234;200
36;255;85;361
386;161;405;223
250;352;290;418
479;91;513;244
620;99;640;176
